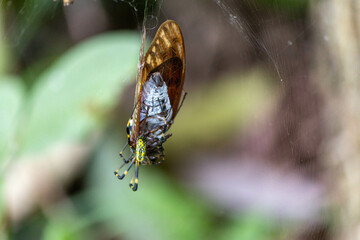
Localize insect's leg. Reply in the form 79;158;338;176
152;146;165;165
129;173;135;188
153;156;165;165
129;161;139;191
114;161;127;178
162;133;172;143
155;97;170;129
119;142;130;163
161;116;169;134
160;117;173;134
115;157;135;180
155;157;165;165
143;129;171;147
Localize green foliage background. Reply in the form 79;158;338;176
0;0;307;239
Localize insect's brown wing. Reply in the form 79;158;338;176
143;20;185;120
131;20;185;144
130;28;147;146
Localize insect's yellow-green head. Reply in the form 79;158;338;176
135;137;146;163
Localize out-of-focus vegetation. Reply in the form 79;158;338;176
2;0;353;239
256;0;309;15
168;70;277;153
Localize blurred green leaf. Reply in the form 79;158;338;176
43;215;85;240
0;176;5;239
83;134;212;240
0;76;24;162
168;70;277;152
219;214;278;240
21;32;140;154
0;8;9;74
0;77;23;240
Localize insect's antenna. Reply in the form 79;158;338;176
115;157;135;180
129;161;140;191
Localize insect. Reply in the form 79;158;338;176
114;20;186;191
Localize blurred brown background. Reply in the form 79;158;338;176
0;0;359;239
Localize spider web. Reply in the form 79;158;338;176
213;0;284;84
118;0;163;32
118;1;324;237
0;0;330;239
